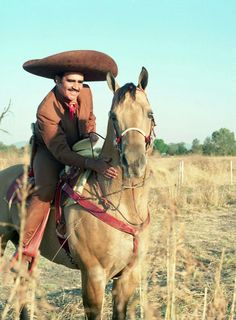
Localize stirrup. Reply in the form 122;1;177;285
10;251;35;274
56;223;68;240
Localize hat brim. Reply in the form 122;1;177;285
23;50;118;81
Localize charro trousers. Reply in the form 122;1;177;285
23;145;64;247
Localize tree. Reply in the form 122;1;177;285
202;128;236;156
191;138;203;154
176;142;188;155
167;143;179;155
211;128;236;155
153;139;168;154
202;137;215;155
167;142;188;155
0;141;18;152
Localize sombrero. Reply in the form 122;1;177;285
23;50;118;81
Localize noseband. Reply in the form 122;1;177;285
115;127;152;149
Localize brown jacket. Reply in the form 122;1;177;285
35;84;96;168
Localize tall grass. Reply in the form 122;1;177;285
0;152;235;319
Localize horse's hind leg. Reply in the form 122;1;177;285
112;267;139;320
81;267;106;320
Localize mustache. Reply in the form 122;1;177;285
69;88;80;93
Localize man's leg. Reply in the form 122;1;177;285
20;146;63;265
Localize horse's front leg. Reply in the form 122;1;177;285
112;266;139;320
81;266;106;320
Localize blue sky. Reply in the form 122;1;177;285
0;0;235;146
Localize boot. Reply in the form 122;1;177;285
12;196;51;273
22;196;50;248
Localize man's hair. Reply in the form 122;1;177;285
54;72;64;80
54;72;65;83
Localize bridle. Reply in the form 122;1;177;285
109;89;156;155
115;127;152;146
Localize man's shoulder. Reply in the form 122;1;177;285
80;84;92;100
38;88;56;107
37;88;63;119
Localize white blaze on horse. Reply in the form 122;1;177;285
0;67;155;320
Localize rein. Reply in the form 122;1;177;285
61;182;150;261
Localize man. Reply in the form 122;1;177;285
20;50;118;265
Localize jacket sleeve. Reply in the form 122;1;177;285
36;97;86;168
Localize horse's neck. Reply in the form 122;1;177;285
97;136;150;223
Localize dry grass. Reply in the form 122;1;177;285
0;152;235;319
0;150;26;171
150;154;236;208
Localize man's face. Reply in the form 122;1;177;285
56;72;84;103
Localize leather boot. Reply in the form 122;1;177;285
22;196;50;248
11;195;51;272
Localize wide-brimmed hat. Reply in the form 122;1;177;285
23;50;118;81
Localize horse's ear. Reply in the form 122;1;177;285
106;72;119;93
138;67;148;90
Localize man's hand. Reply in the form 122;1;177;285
85;158;118;179
89;132;99;143
83;132;99;143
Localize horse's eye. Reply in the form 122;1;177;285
109;112;117;121
148;111;154;119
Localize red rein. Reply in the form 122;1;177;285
61;182;150;260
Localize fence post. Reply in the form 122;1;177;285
230;160;233;185
178;160;184;187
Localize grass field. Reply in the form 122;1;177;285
0;151;235;319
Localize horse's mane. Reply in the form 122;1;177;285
114;83;137;105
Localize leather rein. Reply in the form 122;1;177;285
61;182;150;258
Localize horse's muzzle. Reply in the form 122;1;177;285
121;150;147;178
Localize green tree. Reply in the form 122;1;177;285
177;142;188;155
0;142;18;152
191;138;203;154
167;142;188;155
0;141;8;151
202;137;215;155
167;143;179;155
211;128;236;155
153;139;168;154
203;128;236;156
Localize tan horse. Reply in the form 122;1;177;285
0;67;155;319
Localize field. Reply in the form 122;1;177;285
0;151;235;319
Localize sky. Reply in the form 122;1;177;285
0;0;235;146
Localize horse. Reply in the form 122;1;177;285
0;67;155;319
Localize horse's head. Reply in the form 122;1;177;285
106;67;155;178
